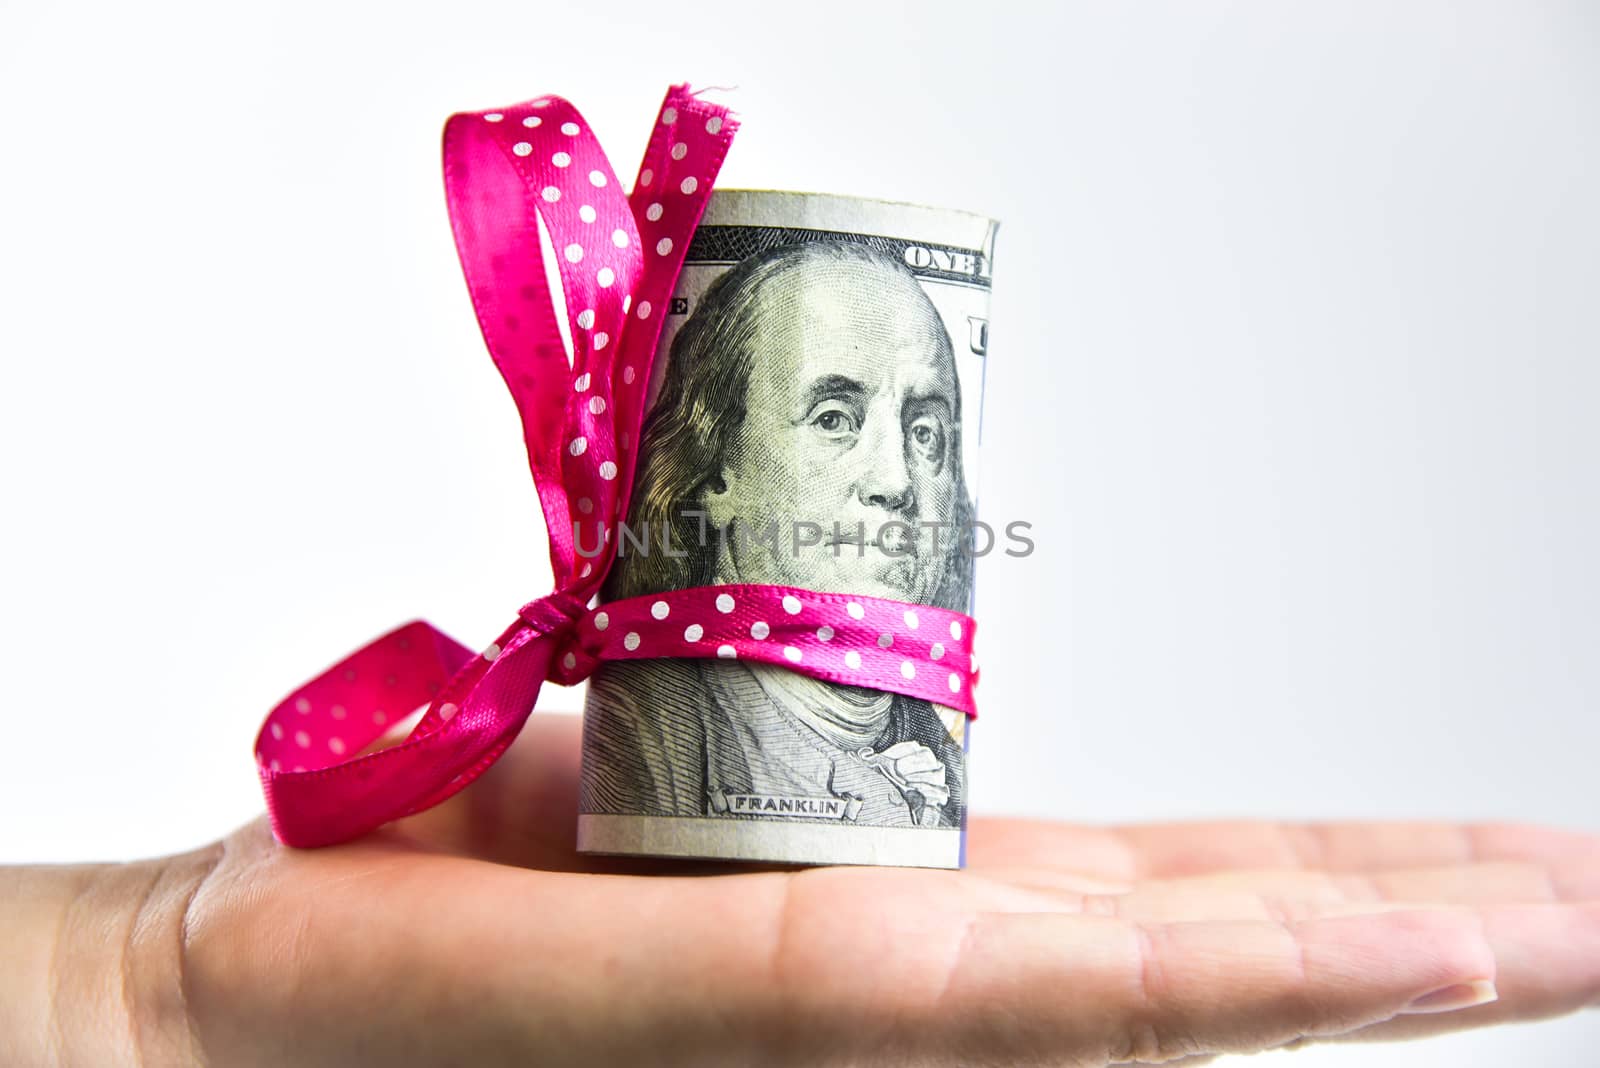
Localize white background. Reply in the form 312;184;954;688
1;1;1594;1063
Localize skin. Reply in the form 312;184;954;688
702;258;961;607
3;712;1596;1066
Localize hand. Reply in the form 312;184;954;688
7;713;1596;1067
873;739;952;809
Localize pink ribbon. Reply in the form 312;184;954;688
254;86;979;848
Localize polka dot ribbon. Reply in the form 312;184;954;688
254;86;979;848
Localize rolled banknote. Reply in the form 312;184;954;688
578;190;996;868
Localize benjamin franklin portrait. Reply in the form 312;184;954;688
580;240;973;829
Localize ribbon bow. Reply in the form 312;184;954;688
255;86;979;848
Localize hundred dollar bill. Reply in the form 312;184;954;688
578;190;996;869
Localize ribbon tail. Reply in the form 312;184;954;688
256;620;555;847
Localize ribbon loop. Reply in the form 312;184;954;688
442;95;639;597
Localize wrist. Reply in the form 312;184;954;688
1;847;220;1065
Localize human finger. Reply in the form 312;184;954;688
915;906;1497;1065
975;855;1600;927
1298;901;1600;1046
967;817;1600;882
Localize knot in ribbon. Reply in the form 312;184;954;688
254;86;979;848
519;590;590;638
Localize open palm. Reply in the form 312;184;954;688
165;713;1598;1066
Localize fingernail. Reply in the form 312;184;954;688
1400;980;1498;1015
